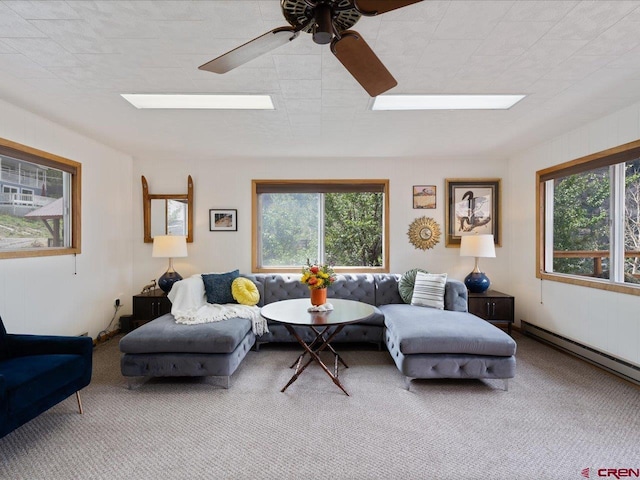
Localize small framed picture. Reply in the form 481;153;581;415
209;209;237;231
413;185;436;209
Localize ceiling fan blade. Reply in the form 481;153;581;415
354;0;423;16
331;31;397;97
199;27;299;74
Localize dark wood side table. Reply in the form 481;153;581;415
124;290;172;331
467;290;514;335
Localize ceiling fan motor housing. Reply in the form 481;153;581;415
281;0;362;43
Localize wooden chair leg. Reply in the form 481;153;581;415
75;391;84;415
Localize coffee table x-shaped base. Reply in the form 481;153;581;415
281;324;350;396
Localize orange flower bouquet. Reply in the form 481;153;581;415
301;262;336;290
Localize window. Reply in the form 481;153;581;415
0;138;81;259
252;180;389;272
537;140;640;295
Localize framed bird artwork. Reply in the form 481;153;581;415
445;179;501;247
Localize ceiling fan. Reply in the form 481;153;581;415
198;0;424;97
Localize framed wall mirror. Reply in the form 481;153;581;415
142;175;193;243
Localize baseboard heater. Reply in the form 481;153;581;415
521;321;640;386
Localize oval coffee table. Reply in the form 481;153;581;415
260;298;375;396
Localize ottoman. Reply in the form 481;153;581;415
119;313;255;388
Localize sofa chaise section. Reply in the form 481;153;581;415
119;313;255;388
382;304;517;390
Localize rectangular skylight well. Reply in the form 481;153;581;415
120;94;274;110
371;94;526;111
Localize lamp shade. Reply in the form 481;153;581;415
459;234;495;258
152;235;188;258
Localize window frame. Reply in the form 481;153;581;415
0;137;81;260
252;179;390;273
536;139;640;296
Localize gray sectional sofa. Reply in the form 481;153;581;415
120;273;516;391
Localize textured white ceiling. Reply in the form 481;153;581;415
1;0;640;160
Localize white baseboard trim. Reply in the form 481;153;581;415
521;321;640;386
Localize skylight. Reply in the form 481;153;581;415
120;94;275;110
371;94;526;111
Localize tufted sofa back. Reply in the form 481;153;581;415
374;274;404;305
329;274;376;304
248;274;377;307
246;273;467;312
257;274;309;306
444;280;468;312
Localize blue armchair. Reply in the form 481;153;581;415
0;316;93;439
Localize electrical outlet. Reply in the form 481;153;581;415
114;298;121;307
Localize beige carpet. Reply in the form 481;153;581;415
0;333;638;480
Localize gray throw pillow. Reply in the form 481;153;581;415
398;268;429;304
202;270;240;304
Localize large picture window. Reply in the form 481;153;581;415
537;140;640;295
0;138;81;259
252;180;389;272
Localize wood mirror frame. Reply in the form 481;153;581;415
142;175;194;243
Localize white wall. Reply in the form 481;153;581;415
3;90;637;366
0;99;134;338
507;102;640;367
132;155;511;293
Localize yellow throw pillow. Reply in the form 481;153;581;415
231;277;260;306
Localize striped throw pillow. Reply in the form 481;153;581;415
410;272;447;309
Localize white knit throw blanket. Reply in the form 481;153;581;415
167;275;268;336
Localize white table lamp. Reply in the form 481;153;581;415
460;234;495;293
152;235;188;293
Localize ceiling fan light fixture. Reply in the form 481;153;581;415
371;94;526;111
120;94;275;110
312;3;334;44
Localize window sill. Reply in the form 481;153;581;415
0;247;80;260
253;266;389;274
537;271;640;296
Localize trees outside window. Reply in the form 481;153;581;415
552;167;610;278
325;192;383;267
260;193;319;267
624;158;640;280
538;140;640;294
253;180;388;272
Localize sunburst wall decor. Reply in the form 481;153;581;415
408;217;441;250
